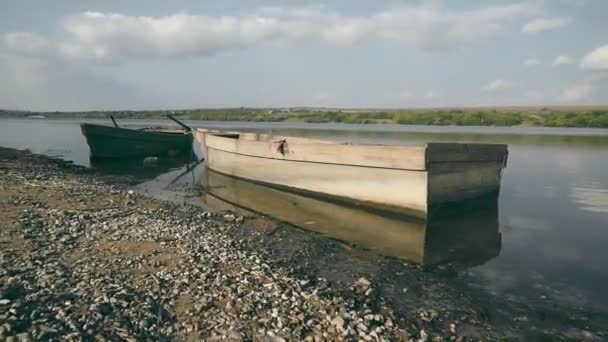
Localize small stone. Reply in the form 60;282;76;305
228;330;243;341
355;277;371;288
331;316;345;331
0;299;10;305
581;330;594;340
396;329;410;341
139;319;149;329
16;332;31;342
223;214;236;222
142;157;159;168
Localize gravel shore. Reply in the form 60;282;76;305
3;147;605;341
0;148;437;341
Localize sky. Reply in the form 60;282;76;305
1;0;607;111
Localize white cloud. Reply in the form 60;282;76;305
482;79;517;91
522;17;570;33
4;32;50;54
60;11;288;60
553;55;573;66
0;54;145;111
524;58;541;66
581;45;608;70
4;2;537;61
559;84;593;102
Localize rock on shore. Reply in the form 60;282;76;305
0;148;420;340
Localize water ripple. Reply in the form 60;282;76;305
571;184;608;214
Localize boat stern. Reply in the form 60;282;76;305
425;143;508;211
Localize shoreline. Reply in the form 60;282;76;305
1;147;605;340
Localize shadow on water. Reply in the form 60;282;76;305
89;153;196;183
200;168;501;267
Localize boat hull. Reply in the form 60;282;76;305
82;124;193;159
195;129;508;218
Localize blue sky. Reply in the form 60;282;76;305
1;0;607;111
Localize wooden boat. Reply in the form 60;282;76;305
81;123;193;159
201;169;501;265
194;129;508;218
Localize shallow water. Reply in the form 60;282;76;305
2;117;608;314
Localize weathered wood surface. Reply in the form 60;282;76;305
194;128;508;215
428;162;504;205
205;133;427;170
426;143;508;164
207;146;429;216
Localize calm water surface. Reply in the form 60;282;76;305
2;118;608;313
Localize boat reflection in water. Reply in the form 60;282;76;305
90;153;195;182
200;169;501;266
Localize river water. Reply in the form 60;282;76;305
2;118;608;319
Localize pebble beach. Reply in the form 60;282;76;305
2;147;605;341
0;148;429;341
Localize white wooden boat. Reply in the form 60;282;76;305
194;128;508;218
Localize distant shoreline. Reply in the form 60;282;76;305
1;107;608;128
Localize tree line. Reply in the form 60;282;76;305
2;108;607;128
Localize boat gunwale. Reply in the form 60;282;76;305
203;131;429;171
82;123;191;138
201;129;508;172
194;127;509;148
206;145;430;172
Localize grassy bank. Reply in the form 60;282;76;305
2;107;608;128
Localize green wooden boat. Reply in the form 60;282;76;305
81;123;193;159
